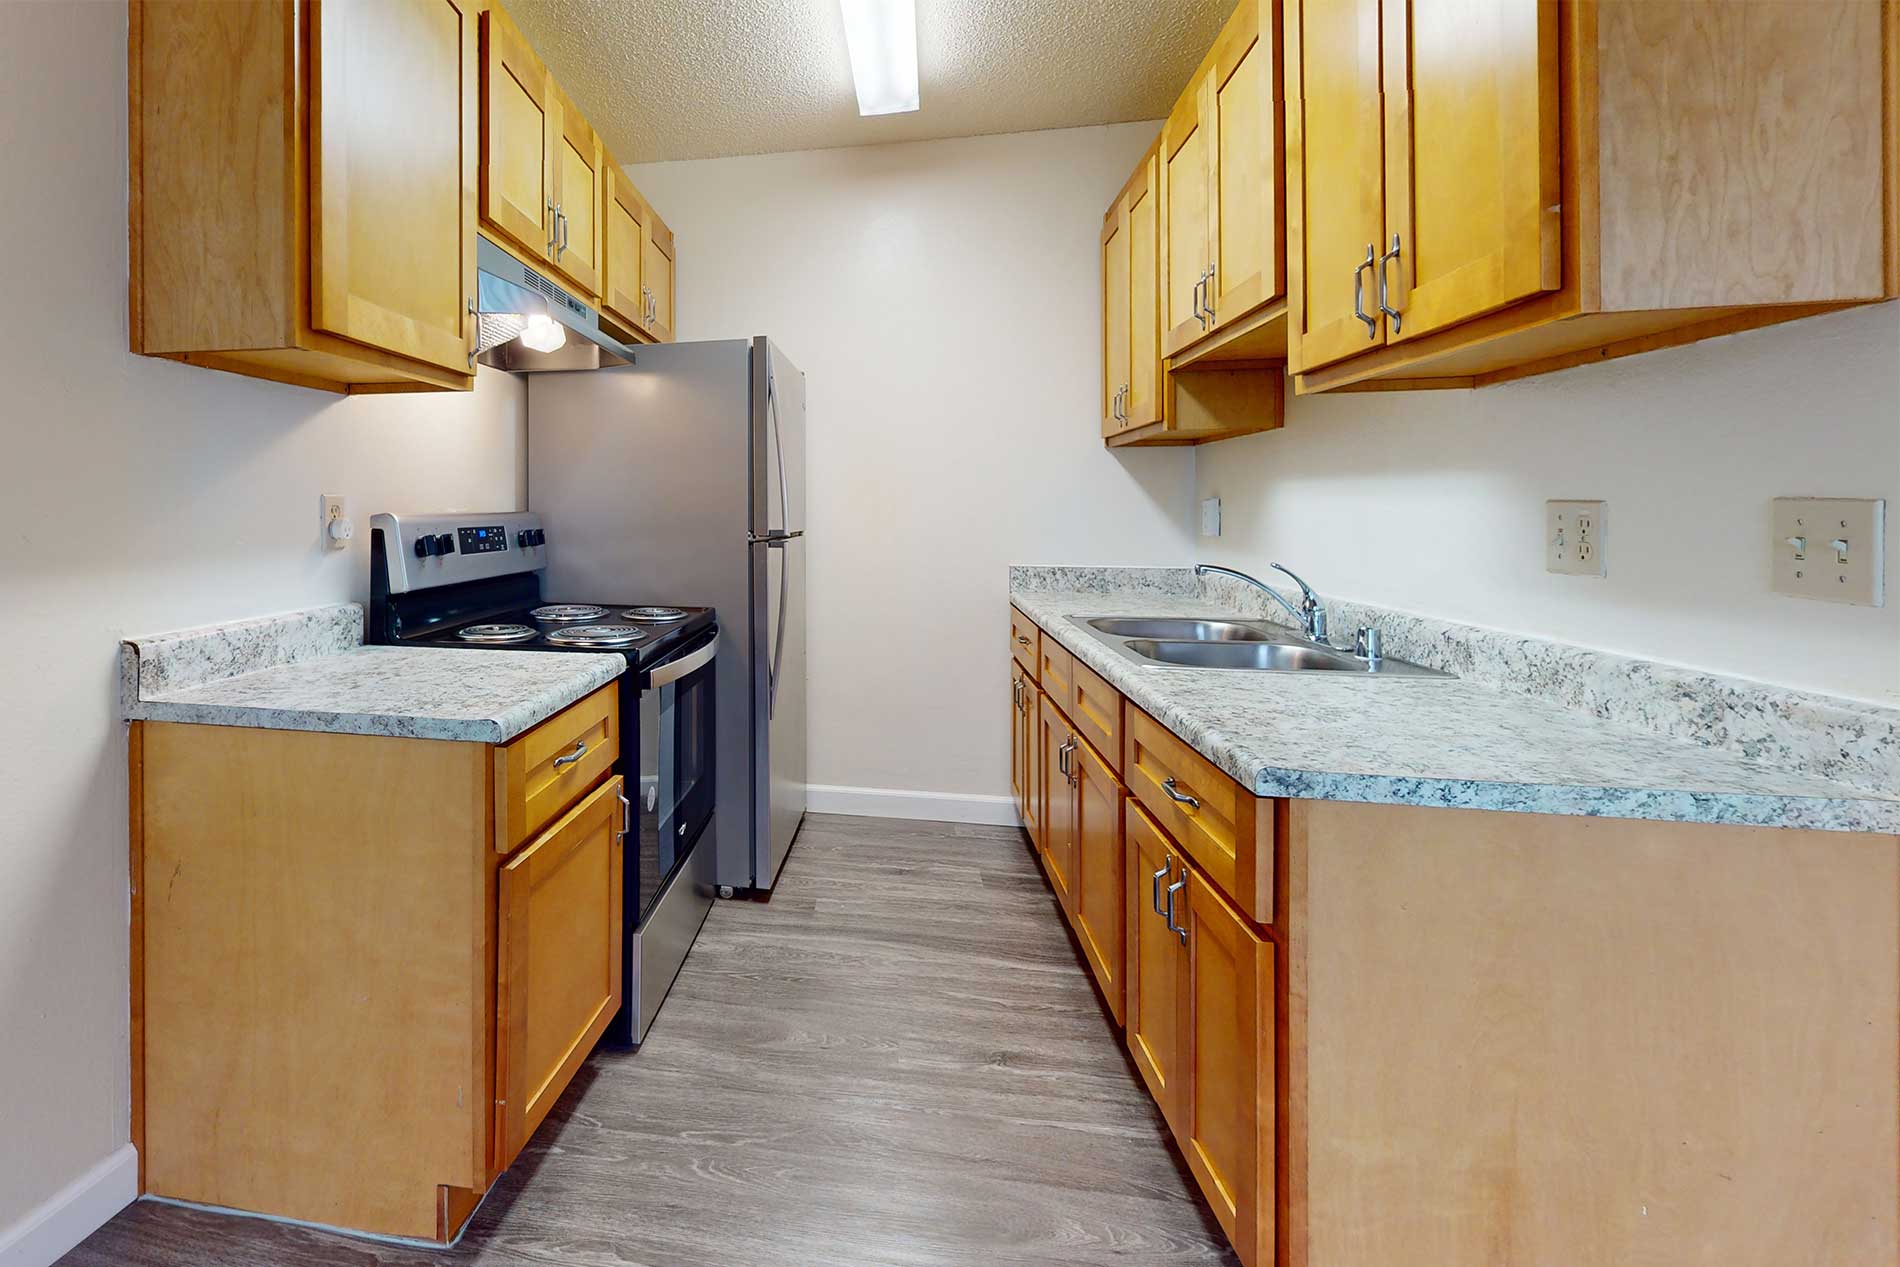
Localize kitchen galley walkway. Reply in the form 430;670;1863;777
63;813;1238;1267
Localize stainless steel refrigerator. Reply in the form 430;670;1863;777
526;337;807;893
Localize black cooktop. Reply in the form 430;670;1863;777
406;602;715;668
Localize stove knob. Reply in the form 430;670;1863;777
532;529;547;546
414;536;434;558
435;533;456;555
516;530;533;549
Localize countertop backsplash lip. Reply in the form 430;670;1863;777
1009;567;1900;833
120;601;364;712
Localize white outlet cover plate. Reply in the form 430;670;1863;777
1771;497;1885;606
1200;497;1222;538
1547;499;1605;576
320;494;349;552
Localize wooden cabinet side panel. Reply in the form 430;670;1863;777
1597;0;1890;309
139;724;491;1239
1302;802;1900;1267
132;0;297;353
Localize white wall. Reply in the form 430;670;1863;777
0;3;525;1259
630;124;1197;808
1196;305;1900;706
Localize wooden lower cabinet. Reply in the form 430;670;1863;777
1039;701;1078;909
132;687;625;1242
1124;799;1190;1135
495;775;625;1170
1070;736;1126;1024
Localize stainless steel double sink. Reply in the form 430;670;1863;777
1081;617;1451;677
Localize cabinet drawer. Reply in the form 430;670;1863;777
1123;706;1274;924
495;685;619;852
1068;656;1124;774
1010;605;1039;673
1039;634;1076;703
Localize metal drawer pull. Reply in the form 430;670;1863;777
1165;873;1188;943
1151;855;1173;915
616;791;631;843
1377;233;1402;333
1353;244;1378;338
1160;777;1199;810
1016;634;1031;645
553;739;587;769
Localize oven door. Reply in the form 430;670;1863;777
632;632;717;926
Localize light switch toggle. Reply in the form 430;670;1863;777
1831;538;1849;564
1784;535;1807;560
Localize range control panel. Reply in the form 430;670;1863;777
371;511;546;593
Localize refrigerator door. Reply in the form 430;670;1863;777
749;338;807;888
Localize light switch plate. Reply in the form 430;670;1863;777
1771;497;1885;606
1547;500;1605;576
1200;497;1222;538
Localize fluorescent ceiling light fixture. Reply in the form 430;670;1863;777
516;312;567;354
839;0;919;116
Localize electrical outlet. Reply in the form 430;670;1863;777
1547;500;1606;576
1771;497;1885;606
320;494;354;552
1200;497;1222;538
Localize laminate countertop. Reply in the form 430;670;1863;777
124;645;626;744
1010;585;1900;835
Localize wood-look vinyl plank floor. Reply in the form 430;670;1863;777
62;813;1239;1267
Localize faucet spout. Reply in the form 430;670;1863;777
1194;562;1330;644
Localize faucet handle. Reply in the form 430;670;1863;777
1268;562;1318;607
1354;626;1383;662
1309;608;1330;645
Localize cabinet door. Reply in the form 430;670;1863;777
1208;0;1281;329
1124;800;1189;1134
1101;201;1130;437
546;81;603;298
643;210;676;342
1023;686;1044;850
1182;866;1274;1267
495;775;625;1171
479;5;553;265
1160;76;1213;357
1381;0;1560;342
1125;151;1163;428
1039;709;1077;911
601;164;646;332
1072;739;1126;1025
1009;663;1030;824
1287;0;1387;371
310;0;476;375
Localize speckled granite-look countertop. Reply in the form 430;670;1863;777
1010;571;1900;835
122;604;625;743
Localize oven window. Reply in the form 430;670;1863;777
633;642;714;925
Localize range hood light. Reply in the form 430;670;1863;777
517;312;568;354
839;0;919;116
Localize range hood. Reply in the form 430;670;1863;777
474;233;639;373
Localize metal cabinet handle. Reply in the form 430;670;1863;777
1192;271;1207;329
1353;244;1378;338
547;199;558;255
1165;873;1188;944
1151;855;1173;915
1016;634;1031;646
1203;259;1216;321
1160;776;1200;810
465;298;477;370
557;207;570;259
616;791;631;844
552;738;587;769
1377;233;1402;333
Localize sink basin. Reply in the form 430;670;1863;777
1086;617;1288;643
1123;639;1360;671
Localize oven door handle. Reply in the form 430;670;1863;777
648;634;718;688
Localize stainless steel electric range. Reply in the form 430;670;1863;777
368;510;716;1047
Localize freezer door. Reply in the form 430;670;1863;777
750;338;807;539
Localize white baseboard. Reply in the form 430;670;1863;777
0;1144;137;1267
807;784;1021;827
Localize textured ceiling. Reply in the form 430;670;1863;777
505;0;1230;163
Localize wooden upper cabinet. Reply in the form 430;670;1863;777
495;775;625;1172
601;163;647;335
1124;150;1162;429
643;208;677;342
546;79;604;298
130;0;476;393
1100;199;1130;436
1161;77;1215;358
1380;0;1560;344
1288;0;1897;392
1206;0;1282;334
1286;0;1387;371
478;5;554;268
